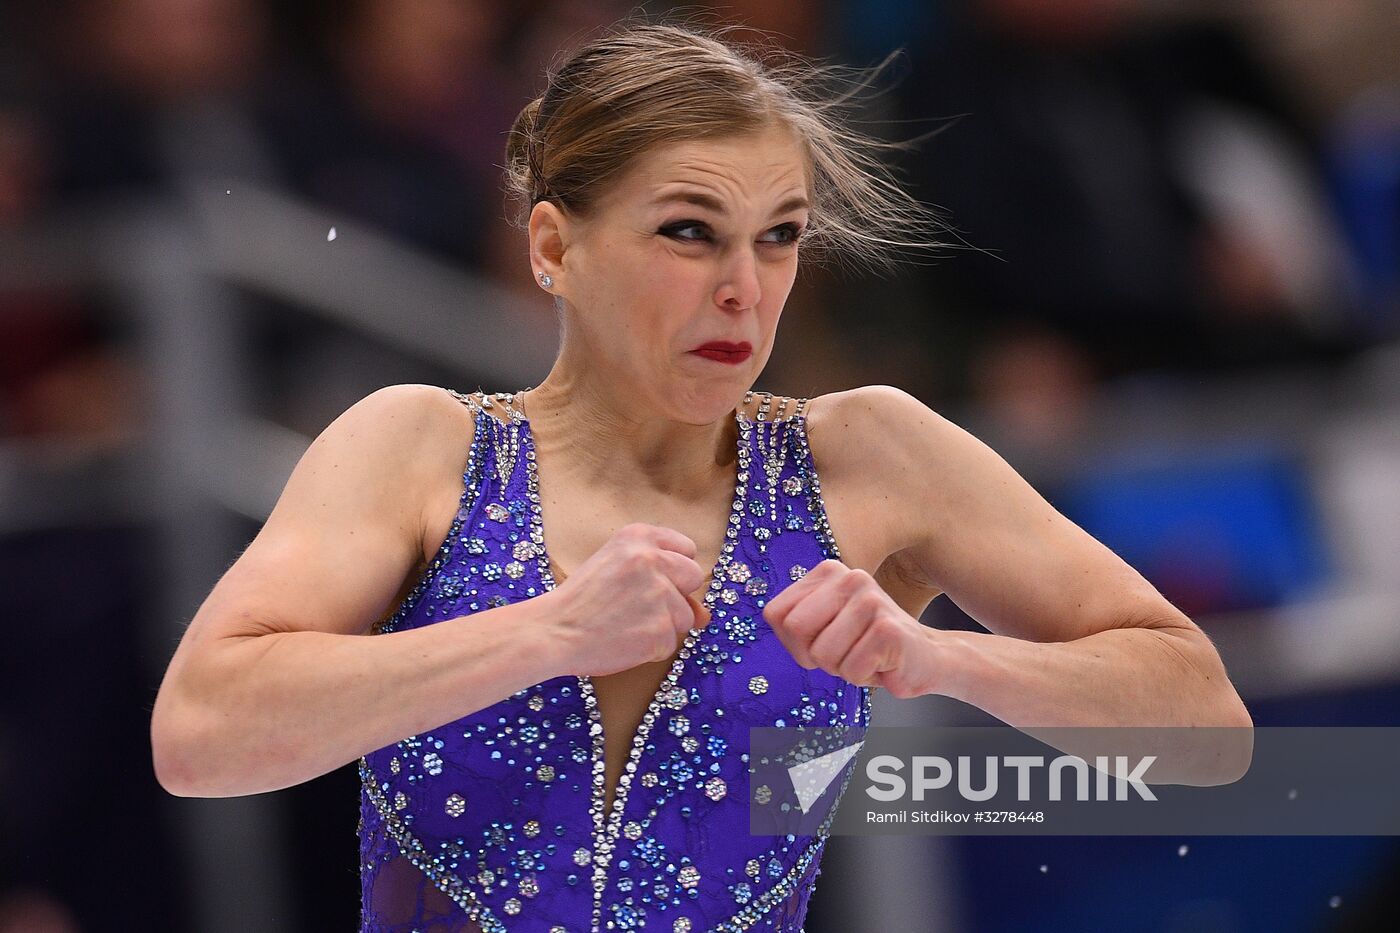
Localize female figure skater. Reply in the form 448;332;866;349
151;19;1252;933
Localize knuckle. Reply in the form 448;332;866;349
624;542;655;568
856;589;884;613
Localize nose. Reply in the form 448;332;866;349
714;245;762;312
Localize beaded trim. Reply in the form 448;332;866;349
361;386;864;932
712;835;825;932
513;406;753;933
358;758;508;932
789;403;875;729
469;388;846;932
370;400;491;635
791;413;843;563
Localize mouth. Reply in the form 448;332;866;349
689;341;753;365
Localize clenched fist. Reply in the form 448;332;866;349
540;523;712;677
762;560;932;699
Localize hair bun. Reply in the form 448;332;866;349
505;96;547;205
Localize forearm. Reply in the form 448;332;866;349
153;595;566;798
925;623;1251;730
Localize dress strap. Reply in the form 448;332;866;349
445;387;529;492
742;389;810;423
447;387;529;424
789;404;843;562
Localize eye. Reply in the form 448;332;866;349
660;221;711;242
660;221;805;246
762;223;804;247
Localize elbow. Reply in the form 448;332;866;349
1224;696;1255;782
152;698;290;798
1197;695;1254;786
151;645;256;797
151;697;229;798
1161;700;1254;787
151;704;207;797
1215;715;1255;786
153;722;241;798
1201;653;1255;784
1228;697;1254;731
1170;633;1260;784
1205;644;1255;778
151;719;196;797
153;756;200;799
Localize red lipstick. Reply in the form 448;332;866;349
690;341;752;364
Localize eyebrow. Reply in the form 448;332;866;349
651;191;810;217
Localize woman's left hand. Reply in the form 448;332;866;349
762;559;936;699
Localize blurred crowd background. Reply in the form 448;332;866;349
2;0;1399;930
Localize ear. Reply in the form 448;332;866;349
528;200;571;292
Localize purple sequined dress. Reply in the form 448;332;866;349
358;388;873;932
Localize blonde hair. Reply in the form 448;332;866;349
502;14;954;277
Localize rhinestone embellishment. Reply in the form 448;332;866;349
356;389;869;933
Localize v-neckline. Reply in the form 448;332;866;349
519;410;743;598
497;402;757;929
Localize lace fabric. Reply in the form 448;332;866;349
361;802;486;932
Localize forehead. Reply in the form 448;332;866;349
610;126;811;208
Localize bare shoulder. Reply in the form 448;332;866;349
779;386;947;589
333;382;476;450
802;383;1002;569
332;381;480;543
740;384;942;503
738;384;915;432
165;383;480;651
800;384;942;486
737;385;894;496
802;382;919;436
305;384;476;499
263;382;481;580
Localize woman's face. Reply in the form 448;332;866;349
529;123;811;423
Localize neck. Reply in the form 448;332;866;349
519;374;740;502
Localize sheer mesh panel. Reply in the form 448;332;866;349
769;858;819;932
362;851;485;933
360;784;488;932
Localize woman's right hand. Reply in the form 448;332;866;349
541;522;712;676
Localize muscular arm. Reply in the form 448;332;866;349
150;385;568;797
816;385;1252;732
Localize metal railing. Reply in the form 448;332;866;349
3;179;555;932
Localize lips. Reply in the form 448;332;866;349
694;341;752;353
690;341;752;364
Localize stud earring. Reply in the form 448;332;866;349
538;272;553;288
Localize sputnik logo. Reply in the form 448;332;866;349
787;741;866;814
